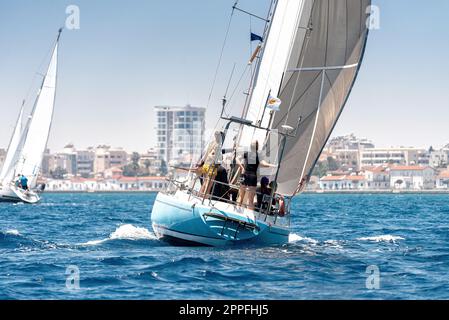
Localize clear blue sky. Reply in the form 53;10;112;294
0;0;448;153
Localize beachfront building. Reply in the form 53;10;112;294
360;148;429;167
138;149;164;176
334;149;361;170
94;146;128;175
154;105;205;166
45;176;169;192
363;166;391;189
45;178;116;192
436;171;449;189
430;148;449;169
326;134;375;153
76;148;95;177
319;174;367;190
46;144;78;177
114;176;168;191
389;166;435;190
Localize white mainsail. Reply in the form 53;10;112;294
266;0;371;196
0;105;24;184
12;40;59;188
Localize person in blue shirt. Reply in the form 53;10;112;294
19;175;29;191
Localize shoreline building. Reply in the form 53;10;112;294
360;148;429;167
43;144;77;178
389;166;435;190
76;148;95;178
326;134;375;153
319;174;367;190
94;145;128;175
430;147;449;168
363;166;391;189
154;105;205;166
138;149;164;176
436;170;449;189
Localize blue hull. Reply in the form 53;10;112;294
151;192;290;247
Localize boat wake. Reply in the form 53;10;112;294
0;228;59;250
288;233;319;245
4;229;20;236
357;235;405;243
287;232;405;252
80;224;157;246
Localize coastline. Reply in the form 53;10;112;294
303;190;449;195
42;190;449;195
44;190;158;194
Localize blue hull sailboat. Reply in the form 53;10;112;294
151;0;371;246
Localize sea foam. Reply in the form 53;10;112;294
288;233;319;245
357;235;405;243
5;229;20;236
80;224;156;246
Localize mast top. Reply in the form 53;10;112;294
57;27;63;42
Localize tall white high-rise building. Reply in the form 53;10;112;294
154;105;205;165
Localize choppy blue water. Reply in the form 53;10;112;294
0;193;448;300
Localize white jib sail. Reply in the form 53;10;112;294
0;105;24;185
14;42;58;188
239;0;306;148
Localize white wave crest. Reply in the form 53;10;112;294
80;224;156;246
5;229;20;236
357;235;405;243
109;224;156;241
288;233;319;245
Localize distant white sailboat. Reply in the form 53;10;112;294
0;29;62;204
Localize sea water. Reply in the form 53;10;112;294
0;193;448;299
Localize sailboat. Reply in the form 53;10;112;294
151;0;371;246
0;29;62;204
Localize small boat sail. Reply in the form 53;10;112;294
151;0;371;246
0;29;62;204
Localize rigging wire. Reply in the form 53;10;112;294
210;64;250;132
206;2;238;111
21;27;63;117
